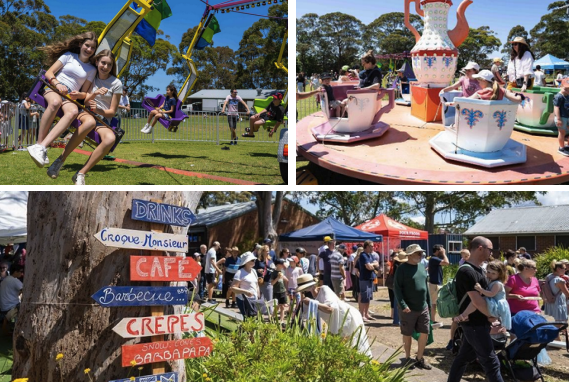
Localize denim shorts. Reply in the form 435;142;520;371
359;279;373;303
555;116;569;132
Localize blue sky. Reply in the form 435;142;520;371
297;0;560;58
46;0;276;90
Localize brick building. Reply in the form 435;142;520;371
464;205;569;256
188;200;320;254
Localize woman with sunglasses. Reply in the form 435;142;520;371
506;37;535;92
505;258;541;316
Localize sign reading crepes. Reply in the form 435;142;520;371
109;372;178;382
130;256;201;282
131;199;196;227
92;286;188;307
93;228;188;252
113;313;205;338
121;337;213;367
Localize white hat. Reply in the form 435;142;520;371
472;70;495;83
405;244;425;256
295;274;317;292
239;251;256;268
462;61;480;72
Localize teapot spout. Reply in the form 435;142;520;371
404;0;424;43
448;0;473;48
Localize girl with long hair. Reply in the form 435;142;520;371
506;37;535;92
469;70;524;103
27;31;98;168
141;84;178;134
46;49;123;185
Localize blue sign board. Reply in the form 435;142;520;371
131;199;196;227
92;286;188;307
109;372;178;382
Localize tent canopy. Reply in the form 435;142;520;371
356;214;428;240
279;216;382;242
398;62;416;80
0;191;28;245
533;54;569;71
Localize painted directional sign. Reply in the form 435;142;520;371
130;256;201;282
110;372;178;382
121;337;213;367
112;312;205;338
131;199;196;227
93;228;188;252
92;286;188;308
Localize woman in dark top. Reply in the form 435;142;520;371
142;84;178;134
358;50;382;90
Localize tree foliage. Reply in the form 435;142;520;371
501;25;530;55
457;26;502;72
363;13;423;55
530;1;569;59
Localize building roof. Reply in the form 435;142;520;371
464;205;569;236
188;89;286;100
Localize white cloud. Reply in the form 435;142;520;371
537;192;569;206
410;215;426;225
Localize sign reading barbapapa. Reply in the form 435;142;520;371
131;199;196;227
94;228;188;252
121;337;213;366
109;372;178;382
130;256;201;282
92;286;188;307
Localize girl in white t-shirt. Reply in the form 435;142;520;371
27;32;97;168
46;49;123;185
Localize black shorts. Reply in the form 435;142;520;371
274;292;288;305
227;114;238;129
205;273;216;285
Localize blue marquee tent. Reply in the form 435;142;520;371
533;54;569;71
279;216;383;242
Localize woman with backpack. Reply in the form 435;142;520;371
544;261;569;324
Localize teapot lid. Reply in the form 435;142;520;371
421;0;453;5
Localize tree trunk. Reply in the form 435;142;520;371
13;191;202;382
424;193;436;234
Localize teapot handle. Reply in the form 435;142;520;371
404;0;424;43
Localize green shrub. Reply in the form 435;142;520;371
534;245;569;280
186;318;408;382
443;264;459;284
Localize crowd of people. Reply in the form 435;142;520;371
0;244;25;335
189;235;569;377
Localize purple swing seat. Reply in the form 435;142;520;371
142;94;188;132
27;71;122;152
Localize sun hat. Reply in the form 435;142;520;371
472;70;495;83
509;37;529;46
405;244;425;256
231;246;239;252
238;251;256;268
394;251;409;263
296;274;317;292
492;57;504;63
462;61;480;72
323;235;334;242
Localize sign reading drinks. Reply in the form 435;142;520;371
94;228;188;252
109;372;178;382
92;286;188;307
121;337;213;367
130;256;201;282
131;199;196;227
112;313;205;338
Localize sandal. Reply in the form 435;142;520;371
242;133;255;138
245;127;251;133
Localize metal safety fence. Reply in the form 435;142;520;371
0;106;280;151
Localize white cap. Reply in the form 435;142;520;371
472;70;495;83
463;61;480;72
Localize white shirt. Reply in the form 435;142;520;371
56;52;96;92
205;247;217;274
0;275;23;311
91;75;123;112
557;73;564;86
233;268;258;300
119;94;130;107
507;51;535;82
534;70;545;86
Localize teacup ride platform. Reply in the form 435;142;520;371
297;92;569;184
311;85;394;143
430;92;527;168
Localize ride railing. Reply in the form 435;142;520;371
297;96;321;121
0;104;41;151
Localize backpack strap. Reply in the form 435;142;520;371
455;263;472;309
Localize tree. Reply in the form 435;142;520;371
530;1;569;59
457;26;501;73
363;13;423;55
501;25;530;55
318;13;363;73
253;191;284;242
198;191;253;211
296;13;322;75
13;191;202;382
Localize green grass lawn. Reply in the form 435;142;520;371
0;334;12;381
0;140;284;185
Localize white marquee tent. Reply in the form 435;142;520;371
0;191;28;245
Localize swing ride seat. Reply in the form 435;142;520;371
253;96;288;129
142;94;188;132
27;71;123;152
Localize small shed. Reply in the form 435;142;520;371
186;89;286;112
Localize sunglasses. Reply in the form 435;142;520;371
512;43;520;46
232;91;238;94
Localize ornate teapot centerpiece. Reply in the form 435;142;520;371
405;0;473;87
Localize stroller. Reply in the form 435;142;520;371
499;311;568;382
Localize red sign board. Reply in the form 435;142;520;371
122;337;213;367
130;256;201;281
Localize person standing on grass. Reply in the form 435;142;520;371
357;240;378;322
318;236;335;289
205;241;222;304
428;244;449;324
329;244;346;299
448;236;503;382
221;89;249;146
117;87;130;130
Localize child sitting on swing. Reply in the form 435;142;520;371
141;85;178;134
27;31;98;168
243;93;285;138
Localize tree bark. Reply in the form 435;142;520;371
13;191;202;382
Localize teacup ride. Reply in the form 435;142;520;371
512;86;559;136
311;85;395;143
430;92;526;168
395;78;415;106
